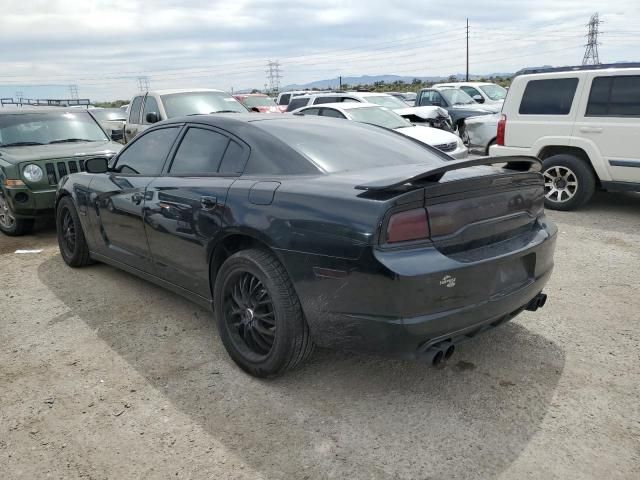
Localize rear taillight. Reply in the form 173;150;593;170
386;208;430;243
496;114;506;146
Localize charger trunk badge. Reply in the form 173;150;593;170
440;275;456;288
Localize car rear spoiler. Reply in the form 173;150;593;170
354;156;541;191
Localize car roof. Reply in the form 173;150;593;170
0;107;91;115
142;88;226;96
301;102;377;111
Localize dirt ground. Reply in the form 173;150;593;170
1;191;639;480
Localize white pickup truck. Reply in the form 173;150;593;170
124;89;247;143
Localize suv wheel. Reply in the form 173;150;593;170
0;193;34;236
214;248;313;378
542;154;596;211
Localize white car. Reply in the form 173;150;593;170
286;91;453;130
464;113;499;154
294;102;468;159
432;82;507;105
490;63;640;210
276;90;331;107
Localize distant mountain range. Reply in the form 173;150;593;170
279;73;515;91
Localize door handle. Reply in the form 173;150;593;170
579;126;603;133
200;196;218;211
131;192;143;205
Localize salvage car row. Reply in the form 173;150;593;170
1;62;638;377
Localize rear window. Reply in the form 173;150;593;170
278;93;291;105
519;78;578;115
286;97;309;112
586;75;640;117
161;92;246;117
256;118;443;173
129;96;143;124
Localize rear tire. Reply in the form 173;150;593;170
214;248;313;378
541;154;596;211
0;193;33;236
56;196;93;267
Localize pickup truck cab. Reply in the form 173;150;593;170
490;63;640;210
124;89;247;143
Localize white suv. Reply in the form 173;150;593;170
490;64;640;210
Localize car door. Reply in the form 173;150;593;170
87;125;182;272
124;95;144;143
573;73;640;183
144;125;249;297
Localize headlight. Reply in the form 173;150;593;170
23;164;44;182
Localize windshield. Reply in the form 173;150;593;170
479;84;507;101
0;111;108;146
440;89;476;106
346;106;411;130
256;118;442;173
162;92;247;117
363;95;409;109
91;109;126;121
242;96;277;108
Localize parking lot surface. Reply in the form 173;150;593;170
1;191;639;480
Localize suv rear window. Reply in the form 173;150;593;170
586;75;640;117
519;78;578;115
286;97;309;112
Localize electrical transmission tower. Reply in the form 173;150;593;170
137;76;151;92
266;61;282;95
15;91;24;100
582;13;601;65
68;84;79;99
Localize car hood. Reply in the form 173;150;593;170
0;140;122;164
449;103;500;114
393;106;449;120
395;125;460;145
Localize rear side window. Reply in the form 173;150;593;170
219;140;247;174
115;127;180;175
129;96;143;124
586;75;640;117
169;128;229;174
519;78;578;115
320;108;346;119
301;108;321;116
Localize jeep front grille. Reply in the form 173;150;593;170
44;159;84;185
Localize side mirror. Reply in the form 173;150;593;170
251;107;260;112
145;112;160;124
85;157;109;174
472;95;484;103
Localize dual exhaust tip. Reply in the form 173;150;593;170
525;292;548;312
423;341;456;367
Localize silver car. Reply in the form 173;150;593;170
463;113;499;155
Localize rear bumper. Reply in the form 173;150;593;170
489;144;532;157
280;217;557;358
3;186;56;218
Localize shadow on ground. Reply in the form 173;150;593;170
0;218;56;255
39;255;565;479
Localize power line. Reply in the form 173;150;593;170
582;13;602;65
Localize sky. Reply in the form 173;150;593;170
0;0;638;101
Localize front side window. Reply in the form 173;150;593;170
169;128;229;174
129;96;143;124
0;111;108;147
586;75;640;117
114;127;180;175
143;96;160;124
161;92;246;117
460;86;482;99
519;78;578;115
440;89;476;106
418;90;444;107
479;84;507;101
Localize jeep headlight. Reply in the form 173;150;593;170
23;164;43;182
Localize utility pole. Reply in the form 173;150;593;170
68;84;79;100
339;76;342;90
137;76;150;92
582;13;602;65
266;60;282;95
466;18;469;81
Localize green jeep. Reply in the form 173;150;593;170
0;108;122;235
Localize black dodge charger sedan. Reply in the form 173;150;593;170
55;114;557;377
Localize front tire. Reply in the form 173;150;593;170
542;154;596;211
56;197;93;267
214;249;313;378
0;193;34;236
